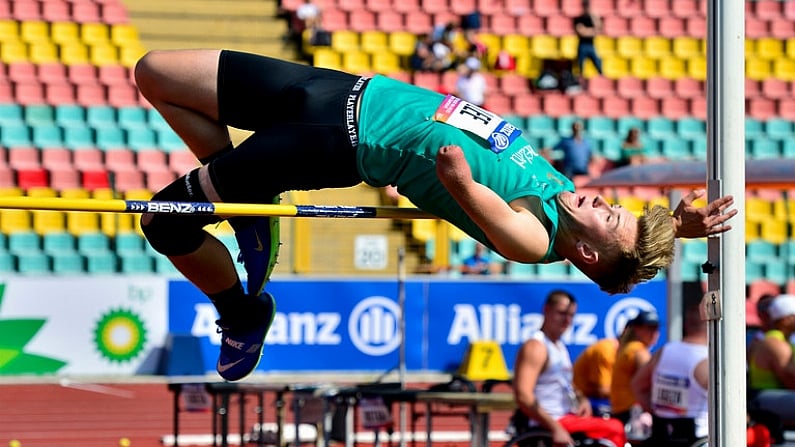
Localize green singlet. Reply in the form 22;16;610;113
356;75;574;262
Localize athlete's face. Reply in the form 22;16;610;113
556;191;638;254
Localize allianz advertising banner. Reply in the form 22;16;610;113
168;278;667;374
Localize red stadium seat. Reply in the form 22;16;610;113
145;168;177;192
769;18;795;39
41;147;72;170
100;3;129;24
658;16;686;38
107;84;140;107
512;92;542;116
7;61;37;82
366;0;394;12
412;71;441;92
745;17;769;39
616;0;642;16
673;77;703;98
630;96;659;119
762;78;790;99
76;84;107;106
601;96;630;119
541;93;571;118
643;0;669;18
71;2;101;23
49;166;81;190
404;10;432;34
81;169;111;190
601;16;628;38
450;0;476;15
589;0;615;15
73;149;105;171
421;0;448;14
532;0;560;17
68;64;99;85
685;16;706;38
479;0;507;15
13;80;45;105
645;77;673;99
671;0;699;18
746;97;777;121
545;15;573;37
40;0;70;22
778;98;795;121
482;92;512;115
376;11;404;32
745;78;762;99
393;0;420;13
338;0;365;9
660;96;688;119
753;0;783;21
44;81;76;105
16;167;50;189
616;76;644;98
629;15;657;38
689;96;706;120
786;0;795;20
561;0;584;16
320;9;349;32
516;14;544;35
571;94;600;118
11;0;41;21
104;149;136;172
587;76;615;98
499;73;531;96
98;65;130;86
108;169;145;192
502;0;531;16
38;62;68;83
347;10;377;32
8;147;41;170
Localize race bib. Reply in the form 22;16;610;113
652;373;690;415
434;95;522;154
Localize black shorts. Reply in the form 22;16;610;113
208;50;366;203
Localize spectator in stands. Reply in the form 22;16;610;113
616;127;646;168
748;294;795;431
611;309;660;424
513;290;627;447
572;336;620;417
410;33;449;73
460;242;501;275
573;0;603;78
281;0;322;58
632;299;771;447
133;49;737;382
748;293;777;358
454;57;487;107
553;120;594;179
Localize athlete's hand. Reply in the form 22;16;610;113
436;145;473;190
672;189;738;238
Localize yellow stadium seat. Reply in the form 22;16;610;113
92;188;116;200
89;43;119;66
313;48;342;70
787;38;795;60
66;211;101;235
20;21;50;44
125;189;152;200
594;36;615;58
29;42;60;64
528;35;557;59
477;32;501;66
0;187;23;197
331;30;360;53
618;196;647;217
33;210;66;234
80;23;110;45
51;22;80;45
503;34;531;57
27;187;57;198
746;57;772;81
60;42;90;65
672;36;703;59
110;24;140;47
687;56;707;81
0;209;32;233
559;35;578;60
746;197;773;223
756;37;784;60
446;221;469;242
388;31;417;57
60;188;91;199
616;36;643;58
342;51;371;75
645;36;671;59
360;30;389;54
118;43;147;68
773;58;795;82
760;219;788;245
0;20;20;43
602;56;629;79
630;56;658;80
371;51;402;74
0;41;29;64
411;219;438;242
658;56;687;80
746;221;760;242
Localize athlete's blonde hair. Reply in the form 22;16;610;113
594;205;675;295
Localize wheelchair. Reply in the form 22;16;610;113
635;415;708;447
504;410;618;447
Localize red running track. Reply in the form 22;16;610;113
0;381;513;447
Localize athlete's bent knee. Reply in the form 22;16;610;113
141;172;219;256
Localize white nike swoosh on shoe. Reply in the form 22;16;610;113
217;358;246;373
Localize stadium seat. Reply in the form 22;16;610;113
403;10;432;34
747;97;777;120
630;96;659;120
341;51;371;75
672;36;703;59
72;1;102;23
686;56;707;81
660;96;689;119
600;96;630;119
745;17;769;39
685;16;707;37
95;127;126;151
765;118;793;140
482;93;512;116
673;77;703;98
658;56;687;80
602;57;629;79
512;93;542;116
541;94;571;118
676;117;705;140
571;95;600;118
516;14;544;37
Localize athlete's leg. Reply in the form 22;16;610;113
135;49;229;162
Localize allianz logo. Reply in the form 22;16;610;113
190;297;655;354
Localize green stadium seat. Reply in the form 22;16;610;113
748;137;781;159
119;252;154;273
147;109;171;132
764;261;788;286
0;249;14;272
616;116;645;135
535;262;570;280
117;106;148;130
646;117;676;139
16;251;51;274
765;118;792;140
95;127;126;151
586;116;617;139
86;105;117;129
63;125;96;150
676;117;705;140
1;122;33;147
746;260;765;284
681;239;707;264
154;255;180;275
32;124;64;149
85;251;117;274
556;115;579;135
526;115;556;138
126;127;157;151
115;231;145;255
746;239;778;263
51;251;85;274
679;259;703;282
8;231;41;254
745;117;764;139
42;231;76;254
502;114;527;133
24;104;55;125
508;262;535;278
157;129;187;152
660;135;692;160
54;104;86;128
77;232;110;255
0;103;24;125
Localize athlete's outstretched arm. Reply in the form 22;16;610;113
435;145;548;263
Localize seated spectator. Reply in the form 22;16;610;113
616;127;645;168
513;290;626;447
611;309;660;424
454;57;486;107
747;294;795;431
552;121;595;180
632;299;771;447
460;242;500;275
573;337;619;417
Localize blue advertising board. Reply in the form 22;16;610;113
167;278;667;374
